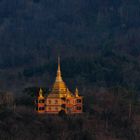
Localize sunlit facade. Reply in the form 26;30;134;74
35;57;83;114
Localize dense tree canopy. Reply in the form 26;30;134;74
0;0;139;94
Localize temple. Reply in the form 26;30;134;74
35;57;83;114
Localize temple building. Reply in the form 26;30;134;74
35;57;83;114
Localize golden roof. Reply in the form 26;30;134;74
48;57;70;98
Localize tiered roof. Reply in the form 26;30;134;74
48;57;73;98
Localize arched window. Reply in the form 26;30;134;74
67;100;70;103
76;106;81;110
55;100;58;104
48;100;51;104
77;99;81;103
39;107;44;110
39;99;45;103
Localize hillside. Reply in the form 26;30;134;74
0;1;140;139
0;0;140;94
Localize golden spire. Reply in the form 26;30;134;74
66;88;72;98
56;56;63;82
49;56;68;97
39;88;44;98
75;88;79;97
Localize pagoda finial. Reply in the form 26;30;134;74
75;88;79;97
66;88;71;97
58;56;61;72
56;56;62;82
39;88;44;98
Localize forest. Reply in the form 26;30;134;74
0;0;140;139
